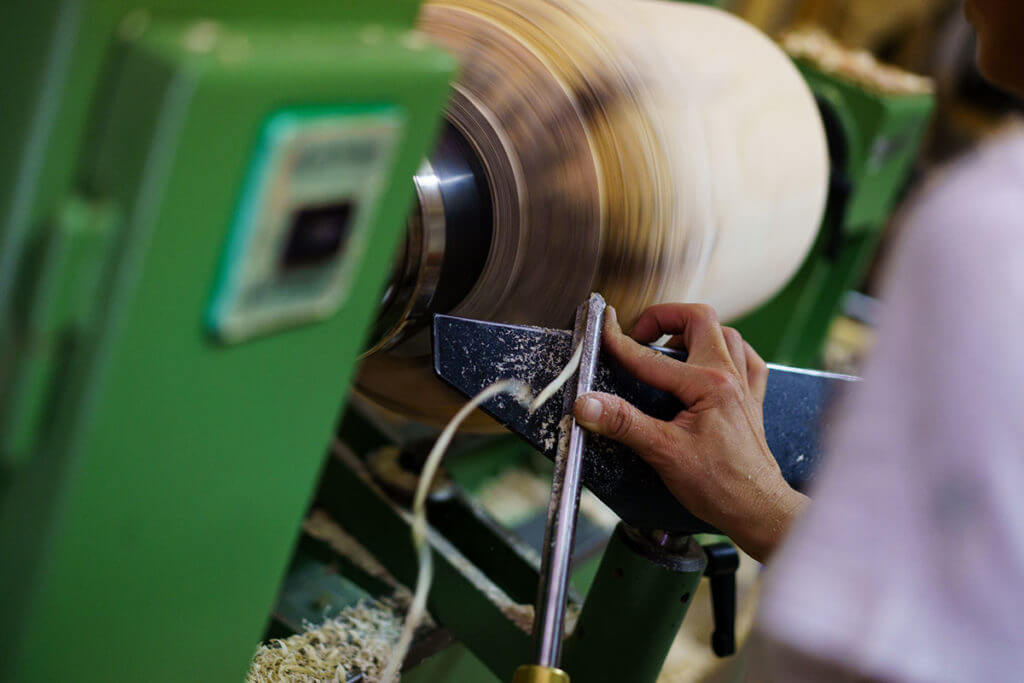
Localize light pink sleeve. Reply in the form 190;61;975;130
756;132;1024;683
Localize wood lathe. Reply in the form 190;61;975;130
0;1;932;680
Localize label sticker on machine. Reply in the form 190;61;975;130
207;106;403;343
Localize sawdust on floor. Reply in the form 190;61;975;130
247;598;402;683
248;512;433;682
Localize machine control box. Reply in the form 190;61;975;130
207;106;402;343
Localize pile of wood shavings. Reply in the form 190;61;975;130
247;600;402;683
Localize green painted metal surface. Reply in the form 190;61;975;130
406;642;501;683
0;0;421;330
205;104;407;344
563;527;706;683
735;63;934;367
0;6;454;682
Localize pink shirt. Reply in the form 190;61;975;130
758;124;1024;682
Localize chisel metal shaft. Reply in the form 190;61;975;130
533;293;605;669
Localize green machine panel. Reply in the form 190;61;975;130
207;106;404;343
0;8;454;682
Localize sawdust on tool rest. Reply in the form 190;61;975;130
545;415;574;511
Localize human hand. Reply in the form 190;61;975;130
573;303;808;562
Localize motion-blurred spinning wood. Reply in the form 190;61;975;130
358;0;829;428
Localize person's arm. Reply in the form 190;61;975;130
572;302;807;562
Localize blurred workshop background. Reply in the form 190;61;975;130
732;0;1021;376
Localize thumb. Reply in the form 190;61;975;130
574;392;669;459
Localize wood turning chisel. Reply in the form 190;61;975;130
514;293;606;683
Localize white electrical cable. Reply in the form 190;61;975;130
381;344;583;682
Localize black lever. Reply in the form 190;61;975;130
703;541;739;657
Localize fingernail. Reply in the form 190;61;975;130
607;306;618;328
579;396;603;424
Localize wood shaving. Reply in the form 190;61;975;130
384;340;584;680
530;342;582;412
248;512;433;682
247;599;402;683
258;325;585;682
381;379;533;683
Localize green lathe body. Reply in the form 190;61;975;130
0;2;454;681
